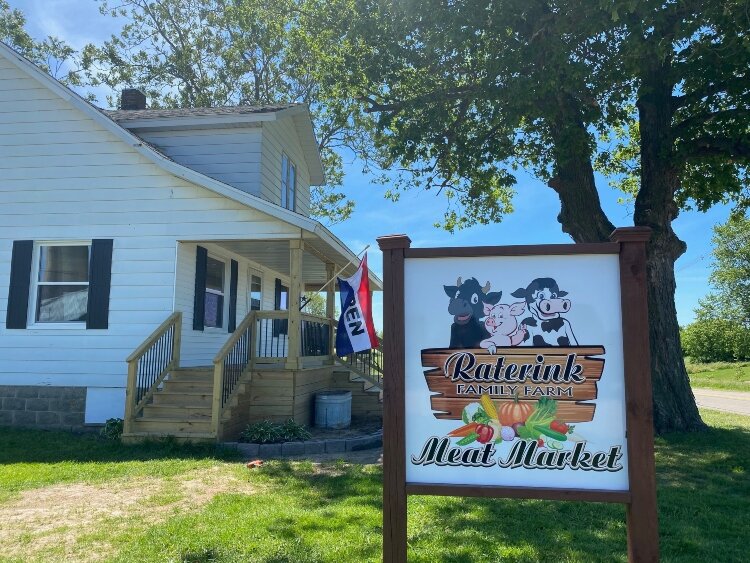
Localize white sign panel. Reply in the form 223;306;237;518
403;253;629;491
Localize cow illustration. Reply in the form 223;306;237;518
511;277;578;346
480;301;527;354
443;277;502;348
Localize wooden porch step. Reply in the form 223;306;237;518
152;390;213;406
130;417;212;434
162;379;213;393
142;404;212;419
169;368;213;382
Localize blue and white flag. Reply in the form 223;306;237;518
336;254;379;356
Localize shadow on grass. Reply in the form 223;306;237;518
0;427;241;464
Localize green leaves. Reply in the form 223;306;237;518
82;0;356;222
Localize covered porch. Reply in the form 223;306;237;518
123;231;383;442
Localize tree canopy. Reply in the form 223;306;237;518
303;0;750;432
695;213;750;327
81;0;374;224
0;0;82;88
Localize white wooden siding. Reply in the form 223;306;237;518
0;53;301;422
174;242;288;366
261;119;312;216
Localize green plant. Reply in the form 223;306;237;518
240;419;311;444
100;418;124;440
681;319;750;363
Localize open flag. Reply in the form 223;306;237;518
336;253;379;356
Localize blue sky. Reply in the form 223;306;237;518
10;0;731;331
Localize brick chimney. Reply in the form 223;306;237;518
121;88;146;110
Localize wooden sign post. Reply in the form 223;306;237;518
377;227;659;562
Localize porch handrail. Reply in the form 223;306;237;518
335;345;384;390
211;310;256;436
124;312;182;433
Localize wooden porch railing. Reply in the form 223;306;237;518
124;312;182;433
300;313;334;357
212;310;256;436
336;345;384;389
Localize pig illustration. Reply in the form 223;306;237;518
479;301;527;354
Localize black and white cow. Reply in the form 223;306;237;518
443;277;502;348
511;277;578;346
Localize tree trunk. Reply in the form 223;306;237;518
547;99;616;243
635;63;705;433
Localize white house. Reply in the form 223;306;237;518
0;42;383;441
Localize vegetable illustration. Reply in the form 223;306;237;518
498;393;534;426
448;422;479;437
480;394;499;421
550;420;569;434
449;396;583;447
476;424;494;444
456;433;479;446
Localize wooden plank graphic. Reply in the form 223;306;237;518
421;346;605;422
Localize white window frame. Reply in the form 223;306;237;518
247;268;263;312
281;153;297;212
204;253;228;331
28;240;91;330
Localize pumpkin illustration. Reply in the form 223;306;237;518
498;395;534;426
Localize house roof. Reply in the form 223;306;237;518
102;103;325;185
0;41;380;289
103;103;299;121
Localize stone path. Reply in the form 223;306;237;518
693;388;750;416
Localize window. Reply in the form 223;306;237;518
248;271;262;311
281;154;296;211
204;256;226;328
34;243;90;323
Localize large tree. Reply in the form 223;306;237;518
304;0;750;432
82;0;372;224
695;213;750;327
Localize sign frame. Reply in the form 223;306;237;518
377;227;659;563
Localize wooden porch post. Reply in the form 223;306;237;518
326;262;336;358
286;239;304;370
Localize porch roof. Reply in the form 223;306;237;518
211;231;382;291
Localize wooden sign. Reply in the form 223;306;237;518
378;228;659;562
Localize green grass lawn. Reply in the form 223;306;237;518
686;360;750;392
0;409;748;562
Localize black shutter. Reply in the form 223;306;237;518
86;239;114;329
6;240;33;329
273;278;282;337
193;246;207;331
274;278;282;309
228;259;238;332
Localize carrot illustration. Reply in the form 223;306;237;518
447;422;479;437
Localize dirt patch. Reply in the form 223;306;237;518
0;467;256;562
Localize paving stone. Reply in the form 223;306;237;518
258;443;282;458
281;442;305;456
304;441;326;454
325;439;347;454
236;443;260;458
